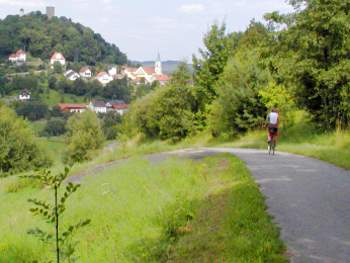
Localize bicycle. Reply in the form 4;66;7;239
268;138;276;155
267;128;278;155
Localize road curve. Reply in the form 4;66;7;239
71;147;350;262
167;148;350;263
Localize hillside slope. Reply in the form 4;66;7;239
0;11;127;65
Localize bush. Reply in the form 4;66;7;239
15;101;49;121
209;51;268;136
99;111;122;140
129;84;196;142
259;81;296;127
0;104;51;174
41;118;67;137
65;111;105;164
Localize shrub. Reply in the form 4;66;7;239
128;85;196;141
64;111;105;164
41;118;67;137
99;111;122;140
0;104;51;174
4;178;40;193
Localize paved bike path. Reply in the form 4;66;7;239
168;148;350;263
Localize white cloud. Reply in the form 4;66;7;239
179;4;205;14
0;0;46;7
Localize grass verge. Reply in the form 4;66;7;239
0;154;286;262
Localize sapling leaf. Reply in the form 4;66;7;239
27;166;90;263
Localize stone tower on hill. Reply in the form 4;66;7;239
46;6;55;20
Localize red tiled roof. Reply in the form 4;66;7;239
97;71;108;78
51;52;65;60
79;66;90;73
58;103;86;111
143;67;156;75
112;103;128;110
155;74;170;81
125;67;137;72
9;49;26;59
91;100;106;107
16;49;26;56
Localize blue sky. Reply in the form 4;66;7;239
0;0;293;61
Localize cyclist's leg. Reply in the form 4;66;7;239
267;128;271;143
273;129;278;145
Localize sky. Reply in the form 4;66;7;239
0;0;293;61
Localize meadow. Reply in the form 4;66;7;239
0;154;286;262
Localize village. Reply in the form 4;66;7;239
9;48;170;114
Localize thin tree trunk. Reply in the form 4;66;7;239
55;185;60;263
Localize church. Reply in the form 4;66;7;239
123;53;170;86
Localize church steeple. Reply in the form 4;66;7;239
155;52;162;75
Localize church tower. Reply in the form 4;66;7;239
155;52;162;75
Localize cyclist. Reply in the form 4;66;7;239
267;108;279;146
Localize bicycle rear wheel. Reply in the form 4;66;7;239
268;141;272;155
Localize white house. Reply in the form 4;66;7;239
106;100;129;115
18;90;31;101
9;49;26;63
121;53;170;85
64;70;80;81
58;103;86;113
50;52;66;65
89;100;107;113
108;66;117;77
79;67;92;78
96;72;113;86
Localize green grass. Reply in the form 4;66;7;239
37;136;66;165
0;154;286;262
40;89;87;107
28;120;47;135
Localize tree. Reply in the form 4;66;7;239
266;0;350;128
26;167;90;263
48;75;57;89
65;111;105;164
15;101;49;121
102;78;130;102
259;81;296;127
209;49;268;136
53;62;63;74
192;23;231;108
8;74;39;93
0;104;51;174
170;61;192;87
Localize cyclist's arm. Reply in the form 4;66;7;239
266;114;270;128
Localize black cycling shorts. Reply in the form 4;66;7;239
268;127;278;134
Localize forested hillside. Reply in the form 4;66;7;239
0;11;127;65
